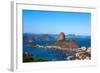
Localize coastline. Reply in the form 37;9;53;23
23;44;91;62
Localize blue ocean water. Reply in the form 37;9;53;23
69;37;91;48
32;36;91;47
23;46;73;61
23;35;91;61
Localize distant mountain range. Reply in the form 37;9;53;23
23;33;56;41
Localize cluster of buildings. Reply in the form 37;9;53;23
67;47;91;60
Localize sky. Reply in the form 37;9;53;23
23;10;91;35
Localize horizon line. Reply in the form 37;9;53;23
23;32;91;36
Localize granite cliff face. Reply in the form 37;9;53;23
57;32;65;41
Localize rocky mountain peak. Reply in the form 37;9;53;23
57;32;65;41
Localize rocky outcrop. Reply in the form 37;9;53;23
55;32;80;51
57;32;65;41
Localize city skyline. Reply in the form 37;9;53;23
23;10;91;35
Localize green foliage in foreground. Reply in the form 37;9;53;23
23;53;47;62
